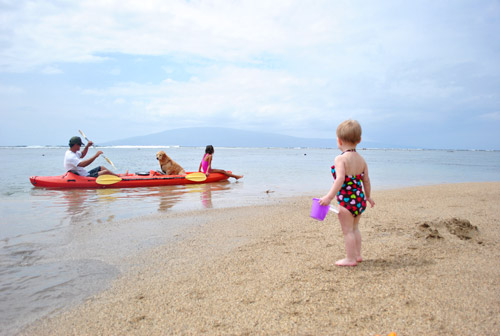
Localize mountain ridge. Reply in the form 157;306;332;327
102;127;386;148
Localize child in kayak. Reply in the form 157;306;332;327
199;145;243;180
319;120;375;266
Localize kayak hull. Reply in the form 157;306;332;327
30;171;230;189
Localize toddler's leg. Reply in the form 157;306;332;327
336;208;358;266
353;216;362;262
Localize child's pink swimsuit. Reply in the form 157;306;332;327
331;165;367;217
201;154;210;174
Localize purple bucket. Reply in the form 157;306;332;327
310;198;330;221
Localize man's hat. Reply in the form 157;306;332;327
69;136;84;147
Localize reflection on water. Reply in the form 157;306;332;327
37;181;237;218
183;181;232;209
157;186;183;212
201;184;214;208
95;188;121;200
62;189;93;218
32;182;239;224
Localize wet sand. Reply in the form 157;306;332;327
23;183;500;335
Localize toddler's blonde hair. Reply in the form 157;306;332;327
336;119;362;144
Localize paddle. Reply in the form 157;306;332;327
183;172;207;181
79;130;116;169
96;172;207;185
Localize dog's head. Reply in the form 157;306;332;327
156;151;168;162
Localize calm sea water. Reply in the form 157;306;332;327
1;146;499;334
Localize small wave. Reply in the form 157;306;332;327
2;186;26;197
105;145;181;149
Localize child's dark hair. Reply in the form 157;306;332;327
205;145;214;154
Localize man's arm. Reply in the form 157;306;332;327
80;141;93;158
78;150;102;167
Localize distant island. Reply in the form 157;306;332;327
102;127;386;148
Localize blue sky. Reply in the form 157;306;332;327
1;0;499;149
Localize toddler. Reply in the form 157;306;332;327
319;120;375;266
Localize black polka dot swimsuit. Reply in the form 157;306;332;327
331;150;367;217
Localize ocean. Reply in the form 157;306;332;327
1;146;499;334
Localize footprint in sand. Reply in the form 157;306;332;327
442;217;478;241
416;222;443;240
416;217;480;242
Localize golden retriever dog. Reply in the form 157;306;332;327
156;150;186;175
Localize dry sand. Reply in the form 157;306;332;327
23;183;500;335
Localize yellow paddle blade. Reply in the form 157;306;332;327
96;175;122;185
185;172;207;182
104;156;116;169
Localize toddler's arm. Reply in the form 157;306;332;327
319;155;345;206
362;164;375;207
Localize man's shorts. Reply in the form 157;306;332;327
88;167;102;178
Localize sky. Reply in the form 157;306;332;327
1;0;499;149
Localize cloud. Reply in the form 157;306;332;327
480;112;500;121
109;68;121;76
0;0;499;148
81;65;328;132
0;84;24;95
41;66;63;74
0;0;339;72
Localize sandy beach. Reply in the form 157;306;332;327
22;182;500;335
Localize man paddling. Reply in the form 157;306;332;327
64;136;117;177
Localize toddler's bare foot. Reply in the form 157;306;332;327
356;256;363;263
335;258;357;267
235;175;243;180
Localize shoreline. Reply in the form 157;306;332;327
22;182;500;335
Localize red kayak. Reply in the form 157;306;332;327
30;171;230;189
